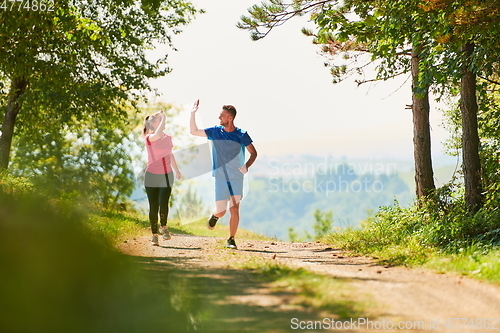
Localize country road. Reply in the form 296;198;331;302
118;234;500;332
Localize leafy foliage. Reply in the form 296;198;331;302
0;0;199;91
10;107;138;207
0;0;201;167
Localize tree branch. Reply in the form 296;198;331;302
355;71;407;86
479;75;500;86
241;0;335;40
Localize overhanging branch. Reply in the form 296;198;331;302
240;0;335;40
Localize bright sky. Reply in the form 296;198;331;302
150;0;451;161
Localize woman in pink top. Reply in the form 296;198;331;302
143;111;182;246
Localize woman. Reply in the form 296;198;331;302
143;111;182;246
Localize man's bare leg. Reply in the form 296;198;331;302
214;199;228;218
207;200;228;230
228;195;242;237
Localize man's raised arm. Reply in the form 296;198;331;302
190;99;207;137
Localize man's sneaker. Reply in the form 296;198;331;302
207;214;219;230
226;237;237;249
151;234;159;246
160;226;171;240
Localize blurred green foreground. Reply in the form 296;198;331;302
0;189;194;333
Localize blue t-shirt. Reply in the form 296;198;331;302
204;126;253;179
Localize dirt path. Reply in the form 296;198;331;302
118;233;500;332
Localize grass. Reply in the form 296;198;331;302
321;229;435;266
423;248;500;283
86;209;150;243
322;230;500;285
87;208;275;245
320;202;500;285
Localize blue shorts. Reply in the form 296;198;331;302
215;177;243;201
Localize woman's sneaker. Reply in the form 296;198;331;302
151;234;159;246
226;237;237;249
160;226;171;240
207;214;219;230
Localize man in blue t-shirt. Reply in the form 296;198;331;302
190;100;257;249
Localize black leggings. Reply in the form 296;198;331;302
145;172;174;234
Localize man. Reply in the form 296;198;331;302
190;100;257;249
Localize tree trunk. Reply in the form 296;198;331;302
411;45;435;199
460;42;483;212
0;77;28;170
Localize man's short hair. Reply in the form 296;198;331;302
222;105;237;118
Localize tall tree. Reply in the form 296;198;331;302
0;0;200;169
427;0;500;211
460;42;483;210
411;44;435;198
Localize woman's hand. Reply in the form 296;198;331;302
152;110;165;118
175;171;182;180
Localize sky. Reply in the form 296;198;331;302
149;0;453;162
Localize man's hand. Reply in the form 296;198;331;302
239;165;248;174
190;99;207;137
191;99;200;113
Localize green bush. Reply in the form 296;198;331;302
323;190;500;266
